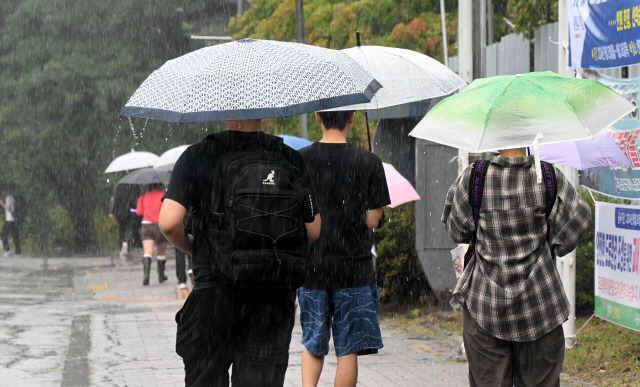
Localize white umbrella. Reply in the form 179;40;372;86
327;45;465;111
105;150;160;173
154;145;190;171
120;39;382;123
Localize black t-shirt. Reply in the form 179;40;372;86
299;142;390;289
162;131;319;285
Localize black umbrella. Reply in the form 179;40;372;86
116;168;171;187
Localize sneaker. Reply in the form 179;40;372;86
121;242;128;254
178;283;188;289
187;269;194;285
2;252;10;258
14;254;21;258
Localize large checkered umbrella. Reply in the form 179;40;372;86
120;39;382;123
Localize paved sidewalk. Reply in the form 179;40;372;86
0;253;591;386
84;252;469;386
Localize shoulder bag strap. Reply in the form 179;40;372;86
540;161;557;219
464;160;490;267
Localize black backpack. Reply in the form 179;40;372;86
206;139;308;290
464;160;557;267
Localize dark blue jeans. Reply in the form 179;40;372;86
176;286;296;387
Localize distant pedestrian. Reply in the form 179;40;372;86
136;184;167;286
442;148;591;386
159;119;320;386
109;184;140;257
297;111;390;387
0;191;21;257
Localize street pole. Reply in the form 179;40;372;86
472;0;486;80
557;0;578;349
440;0;448;67
457;0;473;174
237;0;242;15
295;0;308;139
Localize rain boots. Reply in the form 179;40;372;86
142;255;152;286
158;257;168;283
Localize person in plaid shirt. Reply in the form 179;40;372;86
442;148;591;386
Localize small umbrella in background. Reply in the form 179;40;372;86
382;163;420;208
154;145;190;171
116;168;171;187
120;39;381;123
530;133;632;170
105;150;160;173
277;135;312;150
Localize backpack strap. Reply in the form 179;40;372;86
540;161;557;218
465;160;490;267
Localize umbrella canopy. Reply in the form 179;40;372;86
382;163;420;208
409;71;636;153
277;134;312;150
154;145;190;171
105;150;160;173
120;39;382;123
530;133;632;170
116;168;171;187
328;45;465;111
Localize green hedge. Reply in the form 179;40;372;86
375;202;432;307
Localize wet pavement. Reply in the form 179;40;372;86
0;253;589;386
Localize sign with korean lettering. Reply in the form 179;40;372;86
594;201;640;332
569;0;640;69
591;73;640;199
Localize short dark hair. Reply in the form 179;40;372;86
317;111;354;130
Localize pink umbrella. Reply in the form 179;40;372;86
382;163;420;208
529;133;632;170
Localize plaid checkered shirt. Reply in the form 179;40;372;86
442;155;592;342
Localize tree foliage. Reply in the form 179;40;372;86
227;0;458;142
0;0;214;254
506;0;558;38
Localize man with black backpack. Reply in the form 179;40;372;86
442;148;591;387
159;118;320;387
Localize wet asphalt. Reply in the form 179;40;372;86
0;253;587;386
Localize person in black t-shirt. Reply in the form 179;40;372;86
297;111;390;387
158;119;321;387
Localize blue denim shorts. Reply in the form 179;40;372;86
298;285;383;357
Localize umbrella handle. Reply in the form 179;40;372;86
365;110;372;151
533;133;544;184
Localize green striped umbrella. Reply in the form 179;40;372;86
409;71;635;153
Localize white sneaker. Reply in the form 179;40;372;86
121;242;128;254
178;283;188;289
187;269;194;285
14;254;21;258
2;252;10;258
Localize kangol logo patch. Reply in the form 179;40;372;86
262;170;276;185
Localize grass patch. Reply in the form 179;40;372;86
564;316;640;386
380;304;463;338
380;305;640;386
